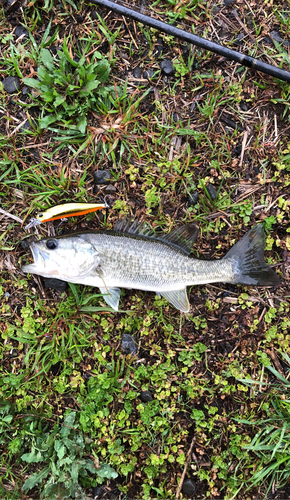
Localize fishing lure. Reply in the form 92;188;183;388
25;202;108;230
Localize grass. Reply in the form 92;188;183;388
0;0;290;498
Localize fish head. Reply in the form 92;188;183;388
22;234;100;280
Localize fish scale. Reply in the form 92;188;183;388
83;233;234;290
22;221;281;313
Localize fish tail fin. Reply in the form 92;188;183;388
225;225;281;286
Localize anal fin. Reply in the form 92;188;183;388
160;288;190;312
99;287;121;311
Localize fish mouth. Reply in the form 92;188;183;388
22;242;46;274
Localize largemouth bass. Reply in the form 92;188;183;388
22;220;280;312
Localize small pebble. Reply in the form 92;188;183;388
20;119;36;132
188;191;199;206
143;69;154;80
14;25;29;38
234;33;244;45
93;170;111;185
232;145;242;157
224;0;234;5
206;184;217;200
160;59;174;76
270;30;283;43
122;334;137;355
21;240;30;250
173;112;181;122
4;292;10;299
75;14;84;23
182;479;196;496
239;101;247;111
261;35;272;45
140;390;153;402
3;76;20;94
212;5;220;14
92;486;103;498
105;184;116;194
44;278;67;292
133;66;142;79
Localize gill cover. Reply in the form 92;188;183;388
22;234;101;279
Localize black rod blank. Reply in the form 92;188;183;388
89;0;290;83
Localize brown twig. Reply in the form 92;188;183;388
0;207;23;224
239;130;248;167
266;349;285;377
175;436;196;499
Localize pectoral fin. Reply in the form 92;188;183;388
160;288;190;312
99;287;121;310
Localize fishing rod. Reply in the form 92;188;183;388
89;0;290;83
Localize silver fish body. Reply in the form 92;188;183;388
22;221;280;312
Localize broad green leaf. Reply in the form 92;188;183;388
37;66;53;85
60;411;76;436
84;459;98;474
58;456;73;467
54;96;66;107
95;59;110;81
77;115;87;134
22;467;50;492
40;48;55;70
97;463;118;479
94;51;104;59
71;460;82;481
22;77;40;89
21;447;43;463
81;80;100;93
44;482;71;499
78;65;85;79
57;444;66;460
3;415;13;423
41;90;55;102
39;114;58;129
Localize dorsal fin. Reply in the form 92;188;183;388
159;223;199;254
113;219;154;237
113;219;199;254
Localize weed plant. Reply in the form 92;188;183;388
237;361;290;498
23;39;112;134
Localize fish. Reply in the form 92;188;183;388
22;220;281;313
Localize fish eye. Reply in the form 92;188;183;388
46;239;58;250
